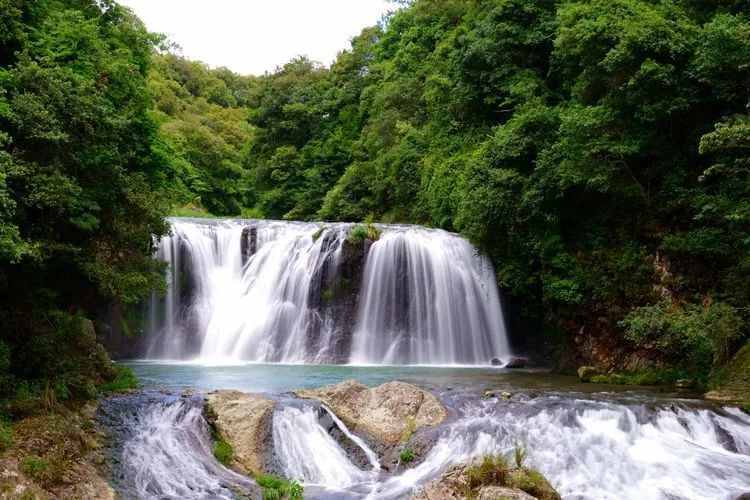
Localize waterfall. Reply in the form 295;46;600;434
144;218;510;365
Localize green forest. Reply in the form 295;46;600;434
1;0;750;408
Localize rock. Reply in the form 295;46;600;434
205;390;275;475
240;226;258;264
410;463;560;500
734;493;750;500
577;366;599;383
675;379;694;389
491;358;503;366
504;357;528;369
296;380;446;445
478;486;536;499
411;464;468;500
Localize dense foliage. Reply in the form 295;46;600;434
234;0;750;378
1;0;749;396
0;0;168;403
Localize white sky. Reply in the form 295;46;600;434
118;0;394;76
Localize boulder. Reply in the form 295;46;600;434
478;486;536;499
491;358;503;366
577;366;599;383
205;390;275;475
505;357;528;369
296;380;446;445
410;463;560;500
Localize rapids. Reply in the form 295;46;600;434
100;382;750;500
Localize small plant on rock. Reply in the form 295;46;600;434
400;447;415;464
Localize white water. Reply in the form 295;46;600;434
351;229;508;364
322;404;381;471
145;218;510;365
110;390;750;500
272;405;374;489
118;397;255;499
268;397;750;500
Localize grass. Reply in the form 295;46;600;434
99;365;138;393
21;455;49;478
213;439;233;466
255;474;303;500
399;447;415;464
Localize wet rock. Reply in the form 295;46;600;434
478;486;536;499
296;380;446;445
505;357;528;369
491;358;503;366
240;226;258;264
734;493;750;500
577;366;599;383
205;390;275;475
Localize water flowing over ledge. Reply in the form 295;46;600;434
143;217;510;366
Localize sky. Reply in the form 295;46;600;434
118;0;394;76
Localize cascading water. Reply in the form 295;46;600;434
143;218;510;365
269;395;750;500
101;388;750;500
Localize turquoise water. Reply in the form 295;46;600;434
123;360;693;401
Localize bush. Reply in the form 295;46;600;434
620;300;743;377
213;439;233;466
346;223;381;245
255;474;303;500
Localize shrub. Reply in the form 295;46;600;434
346;223;381;245
620;300;743;377
213;439;233;466
21;455;49;479
399;447;415;463
255;474;303;500
466;455;508;491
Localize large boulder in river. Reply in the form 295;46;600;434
296;380;446;445
411;462;560;500
205;390;275;475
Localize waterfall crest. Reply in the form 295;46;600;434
144;218;510;365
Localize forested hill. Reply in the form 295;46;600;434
1;0;750;402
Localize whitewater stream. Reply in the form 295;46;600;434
100;218;750;499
